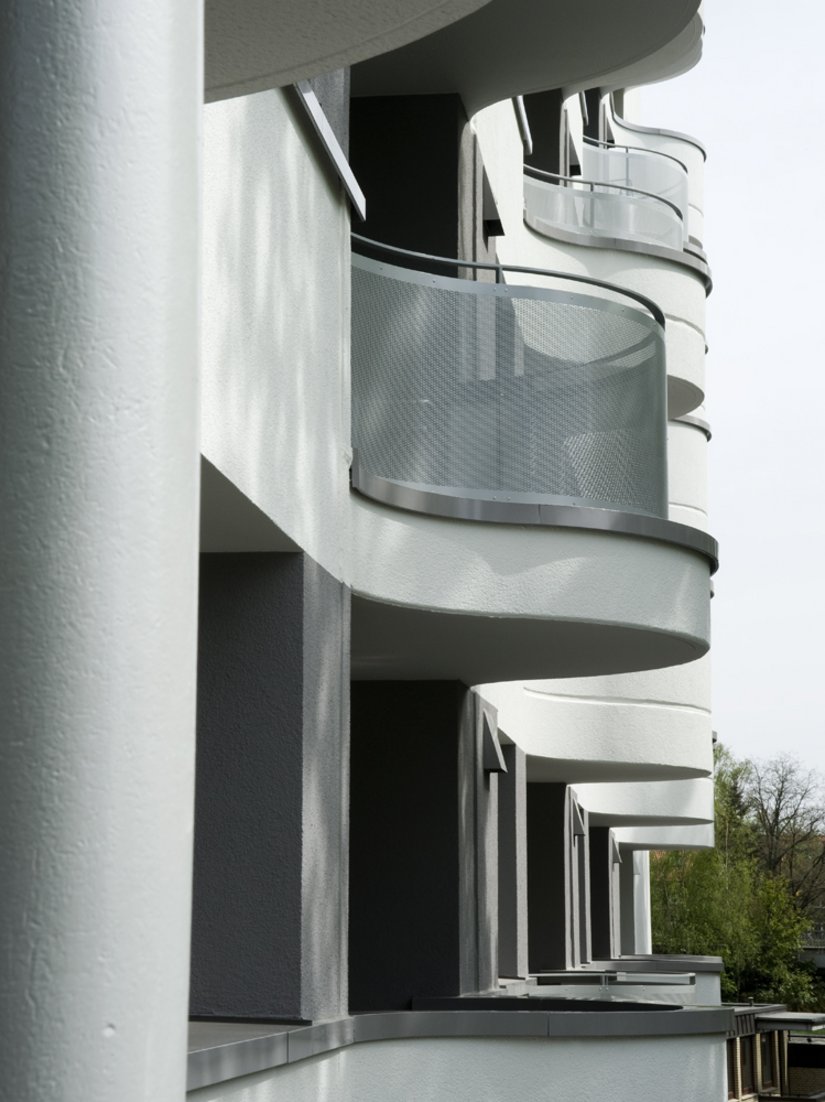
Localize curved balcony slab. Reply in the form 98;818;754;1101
350;502;712;681
589;15;704;97
573;777;714;828
205;0;493;101
352;0;700;116
479;656;712;783
614;823;715;850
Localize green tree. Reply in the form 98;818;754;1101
651;745;823;1007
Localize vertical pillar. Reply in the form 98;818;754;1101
0;1;201;1098
191;552;350;1022
619;848;652;955
498;746;529;978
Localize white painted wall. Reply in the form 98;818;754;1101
614;823;716;850
188;1035;726;1102
202;87;351;584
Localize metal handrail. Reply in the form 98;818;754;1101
582;134;688;175
350;233;666;328
524;165;683;223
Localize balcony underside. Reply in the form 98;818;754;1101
574;778;714;828
352;0;700;115
205;0;493;101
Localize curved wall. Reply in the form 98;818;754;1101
574;778;715;827
668;414;710;530
187;1034;726;1102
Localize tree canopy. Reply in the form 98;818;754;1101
650;746;825;1008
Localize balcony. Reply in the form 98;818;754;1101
352;237;668;522
524;167;685;252
349;238;717;683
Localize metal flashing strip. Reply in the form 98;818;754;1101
523;209;713;294
293;81;366;220
351;456;719;574
671;413;712;441
188;1005;734;1090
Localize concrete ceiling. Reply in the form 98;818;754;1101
352;0;701;116
205;0;494;102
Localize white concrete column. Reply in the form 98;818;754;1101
1;2;201;1100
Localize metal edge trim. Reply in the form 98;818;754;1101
187;1006;734;1088
671;413;712;440
350;459;719;574
523;210;713;295
293;81;367;220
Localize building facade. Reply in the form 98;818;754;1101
2;1;764;1100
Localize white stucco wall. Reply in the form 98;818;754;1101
188;1035;726;1102
202;87;351;583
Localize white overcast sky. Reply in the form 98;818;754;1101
637;0;825;768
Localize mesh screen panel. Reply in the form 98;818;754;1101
352;256;668;518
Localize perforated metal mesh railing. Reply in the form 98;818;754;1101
523;170;683;251
351;241;668;520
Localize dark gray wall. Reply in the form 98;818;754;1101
349;94;465;259
589;826;613;960
349;683;498;1011
527;783;571;971
191;552;349;1021
523;90;564;175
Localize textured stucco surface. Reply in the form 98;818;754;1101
187;1034;726;1102
0;0;201;1098
669;416;710;530
202;87;351;583
479;656;713;783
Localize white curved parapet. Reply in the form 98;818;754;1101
574;777;715;827
205;0;493;101
669;412;710;531
480;656;712;783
